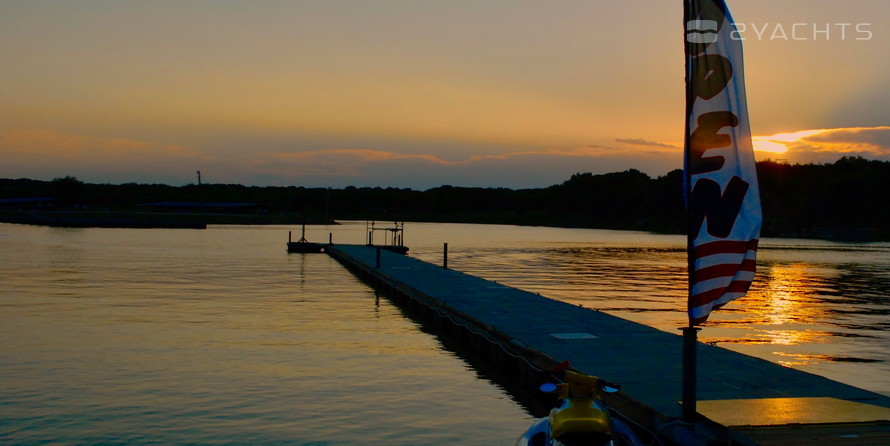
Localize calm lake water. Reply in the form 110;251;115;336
1;221;888;444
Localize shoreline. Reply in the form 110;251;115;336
0;210;334;229
0;209;883;242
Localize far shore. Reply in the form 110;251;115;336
0;209;882;243
0;209;335;229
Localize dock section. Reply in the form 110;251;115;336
325;244;890;445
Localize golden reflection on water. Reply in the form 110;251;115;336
718;263;833;347
759;264;819;320
763;264;813;325
772;352;835;367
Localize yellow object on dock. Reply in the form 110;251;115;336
698;397;890;427
698;397;890;445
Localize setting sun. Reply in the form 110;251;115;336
753;130;823;154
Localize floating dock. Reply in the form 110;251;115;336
324;244;890;445
286;226;326;253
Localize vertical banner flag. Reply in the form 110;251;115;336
684;0;762;325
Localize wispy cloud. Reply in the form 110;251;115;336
259;145;622;171
0;128;210;182
1;129;207;161
615;138;679;149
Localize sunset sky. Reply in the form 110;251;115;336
2;0;889;189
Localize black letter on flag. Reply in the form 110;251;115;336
689;111;739;175
689;176;749;238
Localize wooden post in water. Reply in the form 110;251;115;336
443;243;448;269
288;231;292;243
329;233;333;244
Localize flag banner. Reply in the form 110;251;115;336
684;0;762;325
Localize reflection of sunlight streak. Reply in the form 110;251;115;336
765;266;801;326
765;329;823;346
772;351;881;367
724;264;830;347
764;264;812;326
774;352;826;367
769;330;798;347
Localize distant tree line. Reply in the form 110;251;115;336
1;157;888;240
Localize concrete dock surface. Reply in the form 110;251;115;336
322;244;890;444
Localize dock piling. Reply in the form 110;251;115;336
443;242;448;269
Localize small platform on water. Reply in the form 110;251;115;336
286;229;327;253
286;241;326;253
285;240;408;254
323;244;890;445
286;220;409;254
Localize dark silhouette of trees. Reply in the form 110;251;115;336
2;157;888;240
757;157;890;239
51;176;86;205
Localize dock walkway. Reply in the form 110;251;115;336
324;244;889;444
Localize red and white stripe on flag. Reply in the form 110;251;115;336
684;0;762;325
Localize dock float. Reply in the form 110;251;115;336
324;244;890;445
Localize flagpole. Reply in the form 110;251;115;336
681;0;761;425
681;0;698;424
682;159;698;422
681;325;698;422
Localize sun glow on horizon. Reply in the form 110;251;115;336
753;129;824;154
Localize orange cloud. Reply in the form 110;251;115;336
467;145;622;161
0;128;214;182
256;145;627;176
753;130;823;154
753;126;890;162
265;149;447;164
254;149;452;177
0;129;208;162
616;138;679;149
